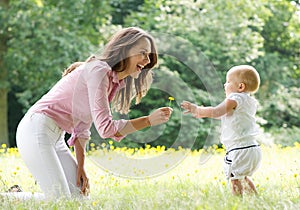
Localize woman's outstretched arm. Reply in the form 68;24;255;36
115;107;173;137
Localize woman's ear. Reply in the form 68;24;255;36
238;83;246;92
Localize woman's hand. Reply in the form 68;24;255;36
77;166;90;196
148;107;173;126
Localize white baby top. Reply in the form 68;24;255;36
221;92;260;150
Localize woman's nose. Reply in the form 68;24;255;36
144;54;150;65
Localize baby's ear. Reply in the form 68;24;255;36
238;83;246;92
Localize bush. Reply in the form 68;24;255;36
268;126;300;146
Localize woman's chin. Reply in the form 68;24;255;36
130;71;140;79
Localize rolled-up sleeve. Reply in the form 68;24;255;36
86;64;128;141
67;121;92;146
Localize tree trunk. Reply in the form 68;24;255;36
0;0;9;146
0;89;8;146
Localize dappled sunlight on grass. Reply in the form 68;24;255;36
1;143;299;209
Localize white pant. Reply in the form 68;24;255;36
224;145;262;180
16;112;81;199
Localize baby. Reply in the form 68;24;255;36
181;65;262;196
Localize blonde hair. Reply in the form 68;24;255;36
228;65;260;93
63;27;158;114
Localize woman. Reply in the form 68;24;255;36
14;27;173;199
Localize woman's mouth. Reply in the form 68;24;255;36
137;64;144;72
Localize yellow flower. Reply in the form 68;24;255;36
168;96;175;101
168;96;175;107
1;144;6;149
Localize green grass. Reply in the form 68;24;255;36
0;144;299;209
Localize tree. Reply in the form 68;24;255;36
2;0;299;148
1;0;111;146
0;0;9;146
109;0;144;25
124;0;267;148
253;0;300;132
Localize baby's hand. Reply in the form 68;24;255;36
180;101;192;114
181;101;199;117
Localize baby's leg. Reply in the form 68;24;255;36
231;179;243;196
244;176;258;194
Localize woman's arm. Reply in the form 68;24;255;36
115;107;173;137
74;138;90;196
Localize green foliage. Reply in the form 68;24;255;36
258;86;300;129
260;0;300;58
252;1;300;141
269;126;300;146
124;0;300;147
253;0;300;91
3;0;110;109
124;0;264;148
126;0;265;71
2;0;300;148
109;0;144;25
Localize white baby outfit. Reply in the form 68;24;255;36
221;92;262;180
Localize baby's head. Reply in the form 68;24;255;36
227;65;260;94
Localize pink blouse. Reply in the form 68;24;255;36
29;60;128;146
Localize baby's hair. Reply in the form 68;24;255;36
228;65;260;93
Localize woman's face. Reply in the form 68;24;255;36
126;37;152;79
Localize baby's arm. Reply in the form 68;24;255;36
181;99;237;118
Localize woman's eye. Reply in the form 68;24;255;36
141;51;148;56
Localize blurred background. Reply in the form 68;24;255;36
0;0;299;149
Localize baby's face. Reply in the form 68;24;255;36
224;71;240;97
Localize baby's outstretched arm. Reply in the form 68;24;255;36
181;99;237;119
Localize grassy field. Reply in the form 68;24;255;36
0;143;299;210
